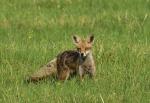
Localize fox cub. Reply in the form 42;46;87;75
28;35;95;82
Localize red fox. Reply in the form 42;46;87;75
27;35;95;82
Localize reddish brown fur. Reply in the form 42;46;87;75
76;39;92;54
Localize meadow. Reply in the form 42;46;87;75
0;0;150;102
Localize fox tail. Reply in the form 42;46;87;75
26;58;57;82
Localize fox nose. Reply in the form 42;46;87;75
81;53;84;57
81;53;86;57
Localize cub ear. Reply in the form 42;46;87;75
87;35;94;44
72;35;81;44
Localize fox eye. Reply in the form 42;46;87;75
77;48;81;51
85;47;91;50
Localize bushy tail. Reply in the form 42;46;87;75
27;58;57;82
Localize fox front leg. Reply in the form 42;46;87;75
79;66;85;81
88;66;96;79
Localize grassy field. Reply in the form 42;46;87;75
0;0;150;102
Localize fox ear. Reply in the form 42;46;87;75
87;35;94;44
72;35;81;44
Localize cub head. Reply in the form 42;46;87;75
72;35;94;58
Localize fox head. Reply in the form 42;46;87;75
72;35;94;58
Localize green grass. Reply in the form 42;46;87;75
0;0;150;102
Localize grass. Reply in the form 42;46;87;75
0;0;150;102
